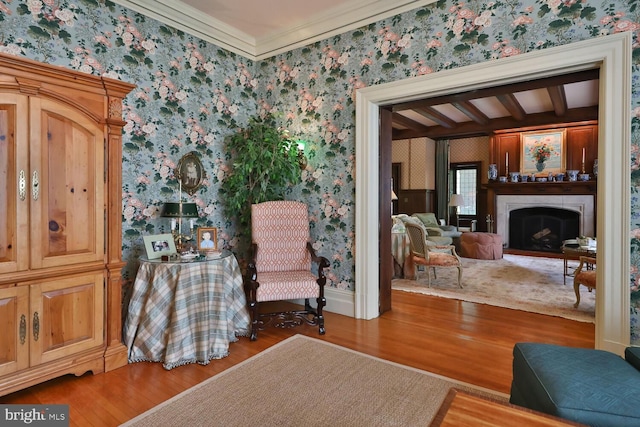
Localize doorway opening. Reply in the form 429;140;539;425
354;33;631;354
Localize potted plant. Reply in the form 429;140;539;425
220;113;302;232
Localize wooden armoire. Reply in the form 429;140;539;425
0;53;134;396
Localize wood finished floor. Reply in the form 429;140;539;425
0;291;594;427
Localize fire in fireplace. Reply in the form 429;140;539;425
509;207;580;253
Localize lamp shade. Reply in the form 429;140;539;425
449;194;464;207
161;202;199;218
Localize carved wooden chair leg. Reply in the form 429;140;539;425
573;282;582;308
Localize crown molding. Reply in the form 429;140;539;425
113;0;434;60
254;0;434;59
111;0;258;58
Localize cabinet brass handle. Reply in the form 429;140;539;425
32;170;39;200
19;170;26;201
32;312;39;341
19;314;26;345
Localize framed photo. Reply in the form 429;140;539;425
143;234;177;259
520;129;566;175
197;227;218;251
175;151;205;195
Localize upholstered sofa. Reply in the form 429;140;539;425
510;342;640;426
411;213;461;240
396;214;453;246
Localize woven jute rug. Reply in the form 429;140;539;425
121;335;505;427
393;254;595;323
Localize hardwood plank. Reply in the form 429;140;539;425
0;291;594;426
431;388;584;426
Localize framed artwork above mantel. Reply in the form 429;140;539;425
520;129;566;175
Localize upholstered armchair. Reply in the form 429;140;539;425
574;256;596;308
404;221;463;288
411;213;462;239
245;201;330;341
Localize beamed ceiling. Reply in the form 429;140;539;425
391;69;600;140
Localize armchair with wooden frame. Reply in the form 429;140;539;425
404;221;463;288
244;201;330;341
573;256;596;308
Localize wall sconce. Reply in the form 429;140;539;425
297;141;308;170
161;201;198;252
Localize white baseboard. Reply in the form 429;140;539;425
324;288;355;317
292;287;355;318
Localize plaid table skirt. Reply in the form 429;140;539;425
124;252;250;369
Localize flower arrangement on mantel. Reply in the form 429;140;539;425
528;137;558;172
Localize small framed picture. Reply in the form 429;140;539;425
143;234;177;259
197;227;218;251
175;151;205;196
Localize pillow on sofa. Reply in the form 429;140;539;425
412;213;440;228
401;215;426;230
625;347;640;371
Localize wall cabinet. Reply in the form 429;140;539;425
0;53;134;396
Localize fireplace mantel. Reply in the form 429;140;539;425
485;181;596;196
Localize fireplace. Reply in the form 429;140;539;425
495;195;595;250
509;207;580;252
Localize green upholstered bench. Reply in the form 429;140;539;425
510;342;640;426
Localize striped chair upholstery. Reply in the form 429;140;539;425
245;201;329;340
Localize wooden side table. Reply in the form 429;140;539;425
430;388;586;426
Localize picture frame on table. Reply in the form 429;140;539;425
143;234;177;259
197;227;218;251
520;129;566;175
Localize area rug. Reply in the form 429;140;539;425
120;335;505;427
393;254;595;323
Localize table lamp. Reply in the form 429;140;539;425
449;194;465;230
161;201;198;252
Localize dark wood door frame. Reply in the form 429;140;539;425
379;107;393;314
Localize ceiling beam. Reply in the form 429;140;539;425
392;106;598;140
392;69;599;112
413;106;456;128
496;93;526;121
452;100;489;125
547;85;568;116
391;113;430;132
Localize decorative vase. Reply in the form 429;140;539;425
535;161;546;172
488;164;498;181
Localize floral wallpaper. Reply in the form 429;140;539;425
1;0;640;341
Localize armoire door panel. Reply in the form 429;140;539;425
30;273;104;366
0;95;29;275
29;98;105;269
0;286;29;376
